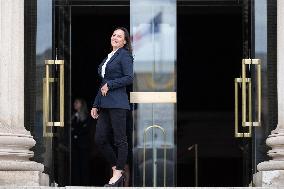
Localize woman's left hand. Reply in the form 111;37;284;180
101;83;109;96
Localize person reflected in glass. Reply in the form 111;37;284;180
71;98;91;186
91;27;133;187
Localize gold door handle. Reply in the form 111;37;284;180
143;125;167;187
234;59;261;138
235;78;252;138
242;59;261;127
43;60;64;137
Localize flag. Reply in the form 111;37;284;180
131;12;162;48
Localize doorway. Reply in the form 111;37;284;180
70;1;250;187
176;3;250;187
28;0;268;187
50;0;254;187
70;3;130;186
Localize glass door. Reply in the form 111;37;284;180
233;0;254;186
129;0;268;187
175;0;251;186
130;0;177;186
53;1;72;186
36;0;57;185
235;0;269;186
27;0;72;186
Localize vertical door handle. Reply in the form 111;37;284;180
143;125;167;187
43;60;64;137
234;59;261;138
235;77;252;137
242;59;261;127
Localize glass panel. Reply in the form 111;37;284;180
26;0;71;186
54;1;72;186
252;0;270;185
35;0;54;185
241;0;253;186
130;0;176;186
176;1;247;187
238;0;270;186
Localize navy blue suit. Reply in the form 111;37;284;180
93;47;133;171
93;47;133;110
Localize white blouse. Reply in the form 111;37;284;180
101;48;119;78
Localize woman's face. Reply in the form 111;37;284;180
111;29;126;49
73;100;82;111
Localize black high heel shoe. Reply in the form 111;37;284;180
104;173;125;187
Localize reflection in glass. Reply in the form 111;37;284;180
34;0;53;184
253;0;269;177
130;0;176;186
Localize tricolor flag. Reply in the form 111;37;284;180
131;12;162;49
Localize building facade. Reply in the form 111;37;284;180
0;0;283;187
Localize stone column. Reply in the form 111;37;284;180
0;0;47;186
254;0;284;186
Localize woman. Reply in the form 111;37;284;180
91;27;133;187
71;98;91;186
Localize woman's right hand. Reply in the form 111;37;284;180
91;107;99;119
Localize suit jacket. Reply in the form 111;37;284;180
93;47;134;110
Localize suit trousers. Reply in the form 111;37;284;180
95;108;128;170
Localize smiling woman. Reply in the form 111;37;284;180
90;27;134;187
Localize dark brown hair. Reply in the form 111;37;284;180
113;27;132;53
